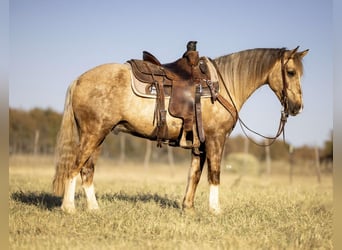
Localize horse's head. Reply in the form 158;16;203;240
268;47;309;116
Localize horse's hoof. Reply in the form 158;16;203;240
209;207;221;215
87;204;100;211
181;206;196;216
61;204;76;214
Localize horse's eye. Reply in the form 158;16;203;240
287;70;296;77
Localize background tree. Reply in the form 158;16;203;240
9;108;62;154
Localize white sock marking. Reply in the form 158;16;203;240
209;184;221;213
83;183;99;210
61;176;77;213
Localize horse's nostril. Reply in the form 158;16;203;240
289;102;303;116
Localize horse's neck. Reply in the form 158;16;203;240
217;66;268;112
214;49;284;112
217;60;271;111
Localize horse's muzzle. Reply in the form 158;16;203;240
288;102;303;116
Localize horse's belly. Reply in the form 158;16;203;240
114;113;183;141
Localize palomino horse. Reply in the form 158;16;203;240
53;47;308;213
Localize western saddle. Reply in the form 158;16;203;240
127;41;220;150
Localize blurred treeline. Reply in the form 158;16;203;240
9;107;333;173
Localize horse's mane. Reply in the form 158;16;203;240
214;48;285;88
213;48;303;102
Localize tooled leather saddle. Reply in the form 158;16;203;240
127;41;219;149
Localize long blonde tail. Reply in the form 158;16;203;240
53;80;79;196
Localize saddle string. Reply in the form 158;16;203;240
210;52;289;147
145;62;167;147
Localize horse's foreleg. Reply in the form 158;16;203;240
206;137;225;214
182;146;206;211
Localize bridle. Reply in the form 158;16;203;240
280;50;290;121
211;49;292;147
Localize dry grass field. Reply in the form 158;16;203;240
9;154;333;250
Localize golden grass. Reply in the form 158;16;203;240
9;154;333;250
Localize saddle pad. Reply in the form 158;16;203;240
128;57;219;99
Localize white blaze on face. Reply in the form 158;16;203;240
209;184;221;213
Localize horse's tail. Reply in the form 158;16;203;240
53;80;79;196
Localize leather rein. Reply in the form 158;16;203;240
209;51;290;147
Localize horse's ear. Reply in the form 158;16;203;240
298;49;309;58
289;46;300;58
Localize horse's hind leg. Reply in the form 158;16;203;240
61;175;77;213
80;146;101;210
61;132;105;212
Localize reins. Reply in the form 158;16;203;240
210;50;290;147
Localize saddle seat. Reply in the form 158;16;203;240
127;48;219;149
130;51;208;84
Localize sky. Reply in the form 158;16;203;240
9;0;333;147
